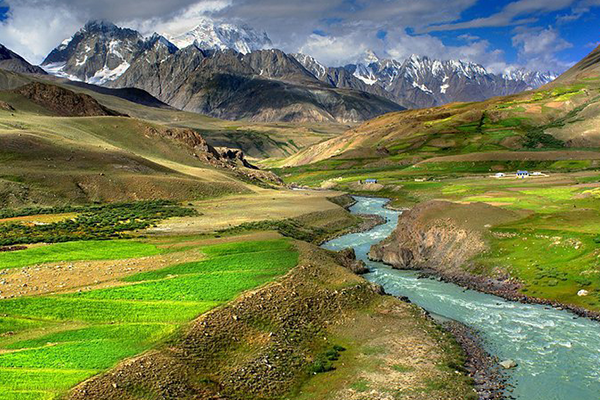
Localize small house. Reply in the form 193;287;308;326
364;179;378;184
516;170;529;179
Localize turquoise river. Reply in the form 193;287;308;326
322;196;600;400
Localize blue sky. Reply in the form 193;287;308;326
1;0;599;73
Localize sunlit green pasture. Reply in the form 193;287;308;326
0;240;162;270
0;238;298;400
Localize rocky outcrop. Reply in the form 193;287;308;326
335;248;369;274
13;82;124;117
0;101;14;111
371;201;486;271
214;147;257;169
143;125;283;186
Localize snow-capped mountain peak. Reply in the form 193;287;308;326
42;20;151;84
291;53;327;79
165;17;272;54
361;49;380;65
502;68;558;89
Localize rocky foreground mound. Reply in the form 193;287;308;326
67;241;476;400
13;82;125;117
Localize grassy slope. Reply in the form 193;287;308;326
277;71;600;172
0;240;161;269
65;85;347;160
0;238;297;400
0;91;251;206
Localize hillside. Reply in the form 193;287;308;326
0;71;296;207
0;68;346;160
281;44;600;170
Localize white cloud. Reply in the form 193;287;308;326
299;32;375;66
425;0;575;32
557;0;600;22
123;0;231;37
512;27;573;71
0;2;82;64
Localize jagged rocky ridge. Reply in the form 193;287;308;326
108;45;402;123
42;21;177;85
42;21;401;123
293;51;557;109
0;44;46;75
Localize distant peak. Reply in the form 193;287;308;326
84;20;118;32
164;17;272;54
361;49;380;64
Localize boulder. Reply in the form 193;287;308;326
577;289;590;297
499;359;517;369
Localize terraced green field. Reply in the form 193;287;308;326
0;238;298;400
0;240;162;270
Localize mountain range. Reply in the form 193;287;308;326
37;20;401;123
292;51;557;109
0;18;558;122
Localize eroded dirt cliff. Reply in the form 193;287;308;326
370;201;522;290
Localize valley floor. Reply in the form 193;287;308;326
0;190;476;400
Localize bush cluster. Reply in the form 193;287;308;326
218;218;329;243
0;200;197;246
309;345;346;374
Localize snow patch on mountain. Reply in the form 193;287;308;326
291;53;327;79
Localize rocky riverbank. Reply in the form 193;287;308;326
441;320;507;400
369;200;600;322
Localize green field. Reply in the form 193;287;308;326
0;238;298;400
0;240;161;269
